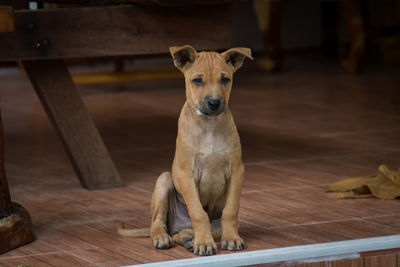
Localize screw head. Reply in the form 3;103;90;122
36;39;50;51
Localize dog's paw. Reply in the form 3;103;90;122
221;236;245;251
152;233;173;249
192;238;217;256
183;237;194;252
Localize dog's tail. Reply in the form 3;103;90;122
117;223;150;238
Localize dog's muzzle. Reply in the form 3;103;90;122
199;98;226;116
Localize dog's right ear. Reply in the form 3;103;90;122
170;45;197;71
221;47;253;72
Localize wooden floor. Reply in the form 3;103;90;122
0;54;399;266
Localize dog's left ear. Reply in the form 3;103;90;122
221;48;253;72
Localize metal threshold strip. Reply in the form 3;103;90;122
125;234;400;267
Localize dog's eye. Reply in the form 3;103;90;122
221;77;231;86
192;78;203;86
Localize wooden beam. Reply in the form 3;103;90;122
20;59;123;190
0;0;236;8
0;4;232;61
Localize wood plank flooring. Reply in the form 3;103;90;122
0;54;399;266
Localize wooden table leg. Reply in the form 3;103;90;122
253;0;285;72
20;59;122;190
340;0;365;74
0;111;35;254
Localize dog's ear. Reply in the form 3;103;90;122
221;47;253;72
170;45;197;71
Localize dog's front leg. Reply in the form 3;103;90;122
221;162;245;251
174;171;217;256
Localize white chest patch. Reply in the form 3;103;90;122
199;132;228;157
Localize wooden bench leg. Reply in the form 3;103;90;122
0;112;35;254
20;59;122;190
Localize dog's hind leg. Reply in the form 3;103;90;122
173;229;194;251
211;219;222;241
173;220;221;252
150;172;173;249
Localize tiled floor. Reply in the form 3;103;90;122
0;54;399;266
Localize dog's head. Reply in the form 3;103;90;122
170;45;253;117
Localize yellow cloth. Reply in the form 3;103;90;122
327;165;400;199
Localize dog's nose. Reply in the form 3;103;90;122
207;99;221;111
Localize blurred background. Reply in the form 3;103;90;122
2;0;400;75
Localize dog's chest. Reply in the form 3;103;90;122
198;131;229;156
193;132;232;212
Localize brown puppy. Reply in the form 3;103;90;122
118;45;252;256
